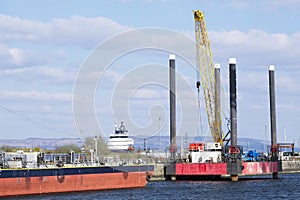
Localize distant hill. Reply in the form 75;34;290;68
1;136;297;153
132;136;273;152
0;138;81;150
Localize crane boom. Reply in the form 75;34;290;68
193;10;222;143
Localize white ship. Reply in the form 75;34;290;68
107;122;134;151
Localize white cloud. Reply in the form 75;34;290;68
227;1;252;9
0;90;72;101
4;104;54;113
131;88;164;99
0;66;76;82
278;76;300;92
277;103;300;112
35;67;75;82
0;44;65;68
2;13;299;70
225;0;300;10
210;29;300;68
211;29;294;51
8;48;24;65
266;0;300;8
0;14;129;48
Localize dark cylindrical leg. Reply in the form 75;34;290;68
269;65;279;179
169;54;176;158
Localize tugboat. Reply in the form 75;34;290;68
107;122;135;151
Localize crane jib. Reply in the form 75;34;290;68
193;10;222;144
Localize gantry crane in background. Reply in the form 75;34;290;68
193;10;223;144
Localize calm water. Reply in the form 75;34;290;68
3;173;300;200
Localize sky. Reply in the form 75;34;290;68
0;0;300;148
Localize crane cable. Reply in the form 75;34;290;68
196;81;205;142
0;105;76;137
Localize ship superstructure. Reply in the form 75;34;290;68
107;122;134;151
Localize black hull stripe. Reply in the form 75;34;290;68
0;165;154;178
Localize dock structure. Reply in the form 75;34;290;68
165;55;280;181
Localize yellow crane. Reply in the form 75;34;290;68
193;10;222;144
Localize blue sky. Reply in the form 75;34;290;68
0;0;300;148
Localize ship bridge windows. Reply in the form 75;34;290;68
110;136;129;139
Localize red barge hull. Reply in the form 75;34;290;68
169;161;279;179
0;165;154;197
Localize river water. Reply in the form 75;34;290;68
4;173;300;200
